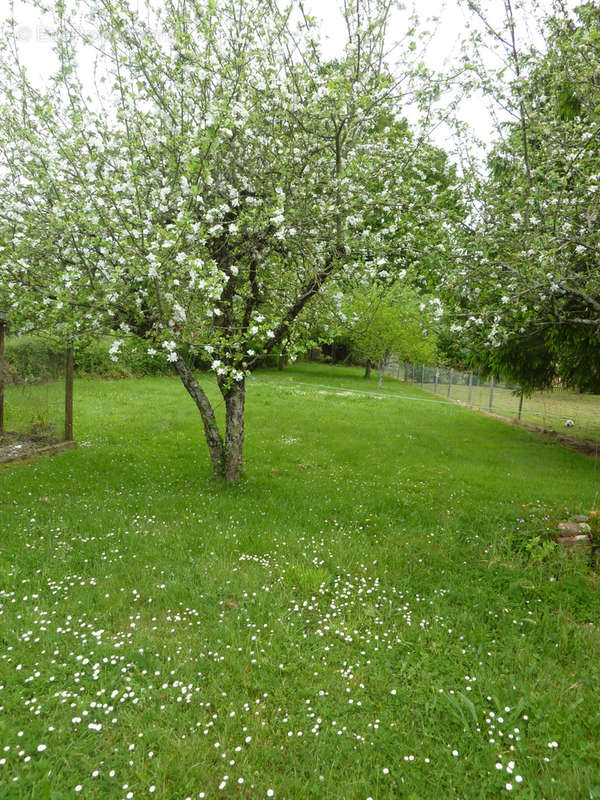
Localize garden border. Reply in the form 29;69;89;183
0;439;77;465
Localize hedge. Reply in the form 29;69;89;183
3;334;173;382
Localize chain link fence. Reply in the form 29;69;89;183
385;360;600;445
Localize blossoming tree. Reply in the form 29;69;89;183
0;0;452;480
445;1;600;391
339;284;439;383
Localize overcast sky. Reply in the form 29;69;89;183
3;0;471;68
0;0;566;148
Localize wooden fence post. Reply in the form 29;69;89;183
65;347;74;441
0;310;6;434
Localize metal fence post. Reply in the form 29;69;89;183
447;368;453;398
518;391;523;420
468;372;473;405
65;347;74;441
421;364;425;388
489;376;495;412
434;369;438;393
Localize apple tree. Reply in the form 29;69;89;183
0;0;451;480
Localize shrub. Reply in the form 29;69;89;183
73;337;172;378
3;335;64;383
3;334;174;381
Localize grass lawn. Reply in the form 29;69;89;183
2;380;67;442
1;362;599;799
407;375;600;444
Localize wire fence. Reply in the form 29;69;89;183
0;346;74;455
385;361;600;445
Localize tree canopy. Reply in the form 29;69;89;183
340;284;438;379
444;1;600;392
0;0;452;480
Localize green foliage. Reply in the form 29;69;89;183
4;334;172;381
3;334;65;383
446;2;600;392
588;514;600;546
465;328;557;395
508;502;560;562
336;286;438;368
523;535;558;563
73;336;172;378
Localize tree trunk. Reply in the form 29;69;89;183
377;366;384;389
174;358;225;478
364;360;371;379
223;379;245;483
277;354;285;371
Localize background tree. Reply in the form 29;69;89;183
445;1;600;392
340;285;438;385
310;119;462;377
0;0;449;481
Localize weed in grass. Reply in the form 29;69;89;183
508;502;561;563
